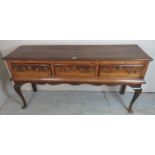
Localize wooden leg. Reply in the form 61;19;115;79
32;83;37;92
14;83;27;109
128;86;142;113
120;85;126;95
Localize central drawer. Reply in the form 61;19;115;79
54;63;97;77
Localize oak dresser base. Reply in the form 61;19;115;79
3;45;152;113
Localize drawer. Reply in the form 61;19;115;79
99;64;144;78
54;64;97;77
12;63;52;79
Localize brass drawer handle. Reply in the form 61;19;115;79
22;67;26;71
27;65;32;70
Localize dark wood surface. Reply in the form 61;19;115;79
3;45;153;61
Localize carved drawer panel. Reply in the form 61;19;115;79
99;64;144;78
54;64;97;77
12;64;52;79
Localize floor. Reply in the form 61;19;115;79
0;91;155;115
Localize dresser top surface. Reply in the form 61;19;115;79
4;45;152;61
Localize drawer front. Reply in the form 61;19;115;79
99;64;144;78
12;63;52;79
54;64;97;77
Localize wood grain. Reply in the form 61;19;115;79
3;45;153;61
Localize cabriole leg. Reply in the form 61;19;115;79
120;85;127;95
32;83;37;92
14;82;27;109
128;86;142;113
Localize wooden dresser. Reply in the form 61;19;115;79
3;45;153;113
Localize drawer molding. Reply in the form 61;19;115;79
11;63;52;80
12;64;50;72
54;64;97;77
99;64;144;78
